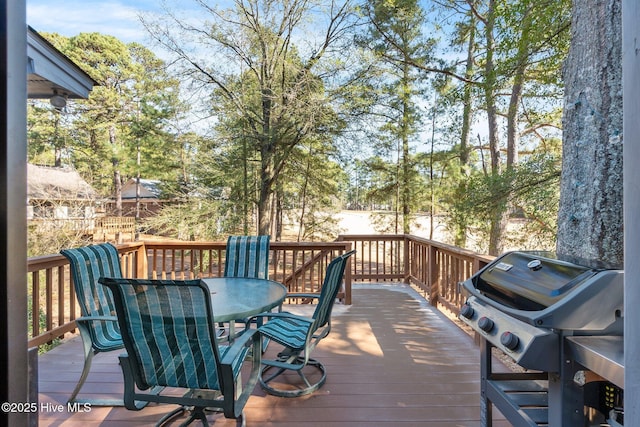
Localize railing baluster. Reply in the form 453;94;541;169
58;266;64;337
45;268;53;341
31;272;40;338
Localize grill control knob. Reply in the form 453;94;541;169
460;303;474;319
527;259;542;271
501;332;520;350
478;316;494;332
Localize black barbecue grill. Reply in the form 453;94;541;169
459;251;624;426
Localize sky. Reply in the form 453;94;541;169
27;0;160;44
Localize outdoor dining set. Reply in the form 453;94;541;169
60;236;355;426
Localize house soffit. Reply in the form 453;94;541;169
27;26;97;100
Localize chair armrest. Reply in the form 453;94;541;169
286;293;320;300
75;315;119;325
248;311;314;325
218;327;262;419
219;328;261;365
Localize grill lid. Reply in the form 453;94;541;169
473;251;598;310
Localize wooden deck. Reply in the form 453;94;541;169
37;284;510;426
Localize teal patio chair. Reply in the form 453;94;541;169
224;235;271;279
223;235;271;343
60;242;125;406
254;250;355;397
99;277;261;427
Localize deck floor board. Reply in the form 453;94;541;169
38;284;511;426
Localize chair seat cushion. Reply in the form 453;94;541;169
93;334;123;352
258;316;313;351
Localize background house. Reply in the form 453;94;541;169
27;163;99;221
117;178;163;218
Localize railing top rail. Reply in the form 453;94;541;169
405;234;494;262
27;240;353;269
140;240;351;249
27;253;68;272
112;241;145;250
338;234;405;241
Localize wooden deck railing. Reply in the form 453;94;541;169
338;234;494;312
142;240;353;302
27;235;493;349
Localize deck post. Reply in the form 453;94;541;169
403;235;410;284
343;244;353;305
28;347;38;427
622;0;640;420
135;243;148;278
1;1;28;425
429;245;439;306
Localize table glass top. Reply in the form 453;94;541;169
202;277;287;322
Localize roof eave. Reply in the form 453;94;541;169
26;26;97;99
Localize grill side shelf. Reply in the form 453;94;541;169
566;336;624;389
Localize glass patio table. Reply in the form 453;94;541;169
202;277;287;338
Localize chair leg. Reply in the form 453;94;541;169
236;412;246;427
261;366;287;384
68;327;125;406
155;406;243;427
67;331;95;404
181;407;208;427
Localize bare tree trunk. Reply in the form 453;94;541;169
258;173;271;235
484;0;499;177
401;61;412;234
506;5;532;169
454;11;476;247
53;114;62;167
242;137;249;235
557;0;623;267
109;125;123;217
273;188;282;241
297;145;313;242
258;85;274;236
429;94;437;241
483;0;507;255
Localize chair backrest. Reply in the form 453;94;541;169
224;235;270;279
312;250;355;330
61;243;123;344
99;278;227;391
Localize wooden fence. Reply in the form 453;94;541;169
27;235;493;348
92;216;136;242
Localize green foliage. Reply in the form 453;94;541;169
27;294;62;354
194;41;348;234
25;0;573;252
30;32;184;200
27;103;71;166
27;220;93;257
450;146;561;252
142;199;227;241
282;141;348;240
354;0;438;233
143;0;357;234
